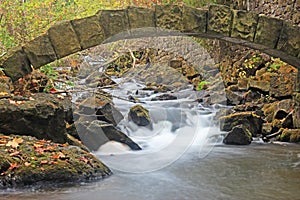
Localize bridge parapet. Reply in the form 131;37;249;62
0;4;299;81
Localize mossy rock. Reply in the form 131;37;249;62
0;134;111;189
128;105;151;126
279;129;300;143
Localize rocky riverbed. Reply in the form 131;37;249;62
0;36;299;189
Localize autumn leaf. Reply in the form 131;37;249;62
33;143;43;149
40;167;45;171
8;163;19;170
78;156;89;164
40;160;48;164
24;162;31;167
6;137;23;148
8;99;24;106
49;88;57;93
9;151;21;157
52;152;65;159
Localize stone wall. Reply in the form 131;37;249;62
225;0;300;26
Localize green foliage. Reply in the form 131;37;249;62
243;54;262;69
0;0;219;53
39;64;58;80
0;0;78;51
197;81;209;91
266;57;285;72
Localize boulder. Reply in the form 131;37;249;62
223;124;252;145
262;99;294;123
151;94;177;101
279;129;300;143
75;119;141;151
225;89;243;105
219;111;263;137
78;96;123;126
248;80;270;92
128;105;151;126
0;134;111;189
0;93;68;143
270;73;297;98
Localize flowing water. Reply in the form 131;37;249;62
1;77;300;200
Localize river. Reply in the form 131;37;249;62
1;76;300;200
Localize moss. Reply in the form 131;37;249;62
280;129;300;143
0;134;111;188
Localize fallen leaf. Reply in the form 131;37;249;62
6;137;24;148
8;163;19;170
40;160;48;164
9;151;21;157
57;94;64;100
40;167;45;171
24;162;31;167
31;156;38;161
33;143;43;149
49;88;57;93
78;157;89;164
52;152;65;159
14;138;23;144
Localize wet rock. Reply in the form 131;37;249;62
279;129;300;143
262;99;294;123
78;96;123;126
219;111;263;137
262;122;273;136
0;134;111;189
225;89;243;105
0;93;68;144
223;124;252;145
237;78;249;90
151;94;177;101
75;119;141;151
208;90;227;105
270;73;297;98
128;105;151;126
248;80;270;92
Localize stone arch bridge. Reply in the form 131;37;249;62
0;4;299;91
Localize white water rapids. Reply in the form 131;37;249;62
92;77;225;173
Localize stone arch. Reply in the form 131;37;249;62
0;4;299;84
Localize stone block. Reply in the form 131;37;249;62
237;78;249;90
0;47;31;81
182;6;207;33
23;34;57;68
277;22;300;57
48;20;81;59
127;6;155;29
231;10;258;41
270;73;297;97
254;15;283;48
72;15;105;50
248;80;270;92
155;5;183;31
208;5;232;36
97;9;129;39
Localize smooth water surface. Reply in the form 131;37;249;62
1;143;299;200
